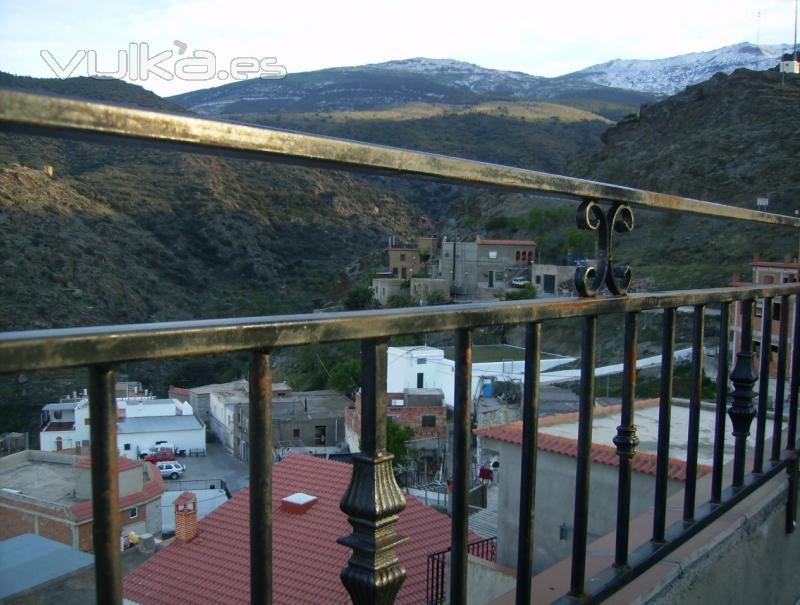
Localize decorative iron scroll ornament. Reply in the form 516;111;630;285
575;200;635;297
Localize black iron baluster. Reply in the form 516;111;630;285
788;295;800;449
339;338;407;604
88;364;122;605
711;303;730;503
569;316;597;597
772;296;790;461
754;298;773;473
614;312;639;566
683;305;705;522
450;328;473;605
653;307;676;542
729;299;758;488
249;349;273;605
516;322;541;605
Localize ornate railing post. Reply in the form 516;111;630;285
574;200;635;297
728;299;758;487
339;338;407;604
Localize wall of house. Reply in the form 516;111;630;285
410;278;450;303
273;415;345;449
0;494;78;549
387;347;573;407
208;395;235;453
120;399;190;418
386;405;447;438
372;278;405;306
388;248;422;279
488;439;684;574
531;264;576;296
117;426;206;459
189;392;212;426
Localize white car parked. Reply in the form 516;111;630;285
156;461;185;480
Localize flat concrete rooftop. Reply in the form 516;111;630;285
0;454;81;508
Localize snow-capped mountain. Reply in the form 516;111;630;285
565;42;790;95
169;42;789;117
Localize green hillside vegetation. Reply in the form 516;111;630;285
243;109;609;174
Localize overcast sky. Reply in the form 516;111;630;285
0;0;796;97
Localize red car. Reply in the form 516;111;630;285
143;450;176;464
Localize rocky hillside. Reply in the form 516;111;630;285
0;76;431;332
570;68;800;208
566;68;800;288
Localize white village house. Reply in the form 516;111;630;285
40;396;205;459
387;345;574;407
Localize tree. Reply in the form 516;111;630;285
329;358;360;397
386;292;416;308
343;286;375;310
505;284;538;301
387;419;415;466
425;291;448;305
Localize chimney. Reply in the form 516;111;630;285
281;492;318;514
174;492;198;542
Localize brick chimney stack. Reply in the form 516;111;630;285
174;491;198;542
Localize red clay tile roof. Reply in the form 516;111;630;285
71;462;165;522
173;491;196;507
124;455;476;605
168;386;193;396
475;404;711;482
477;239;536;246
73;456;141;472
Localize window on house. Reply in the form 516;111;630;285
401;267;407;279
400;254;406;261
755;302;763;317
516;251;521;261
417;358;427;365
85;418;91;425
535;275;541;284
124;443;131;451
53;410;62;420
129;507;138;519
753;341;761;357
392;267;398;276
763;275;775;284
388;415;401;423
488;250;498;259
773;302;782;321
293;428;301;439
314;426;327;446
421;415;436;427
417;373;424;388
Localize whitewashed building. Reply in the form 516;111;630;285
387;346;574;407
40;397;205;458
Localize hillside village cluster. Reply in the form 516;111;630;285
0;245;796;602
371;234;577;305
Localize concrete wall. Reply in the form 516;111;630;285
641;475;800;605
530;264;575;296
488;438;684;573
273;416;345;448
117;426;206;460
410;278;451;303
372;278;404;306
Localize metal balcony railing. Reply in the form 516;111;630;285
1;88;799;604
428;537;497;604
